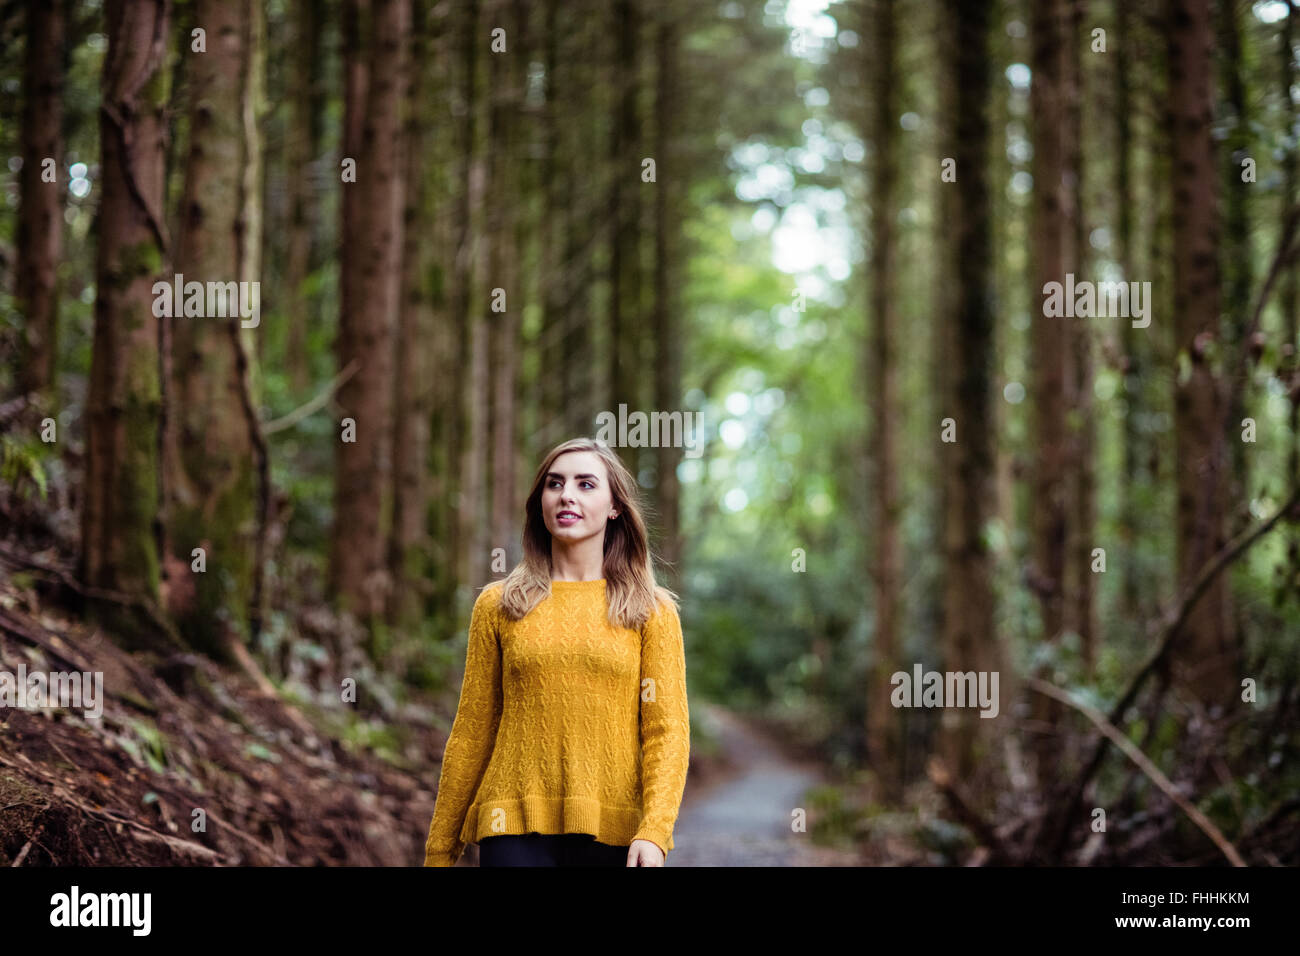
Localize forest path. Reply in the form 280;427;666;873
667;702;862;866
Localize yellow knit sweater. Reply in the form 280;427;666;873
423;578;691;866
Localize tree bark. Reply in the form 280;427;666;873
1166;0;1236;709
329;0;408;626
1028;0;1078;783
1029;0;1075;650
866;0;903;798
387;0;434;626
652;2;684;592
166;0;264;659
283;0;324;393
82;0;170;606
561;1;597;439
15;0;65;400
1116;0;1144;624
938;0;1001;782
1278;4;1299;583
609;0;643;418
487;0;525;581
1067;0;1096;675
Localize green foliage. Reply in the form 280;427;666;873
0;434;50;501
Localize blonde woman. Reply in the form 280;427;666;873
423;437;691;867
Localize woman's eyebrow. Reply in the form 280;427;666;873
546;472;599;482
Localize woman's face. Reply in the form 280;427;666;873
541;450;618;543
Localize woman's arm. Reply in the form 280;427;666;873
423;585;504;866
632;598;691;856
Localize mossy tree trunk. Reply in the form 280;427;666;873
165;0;265;661
82;0;171;608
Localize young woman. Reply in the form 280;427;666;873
423;437;691;867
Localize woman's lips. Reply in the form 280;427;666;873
556;512;582;526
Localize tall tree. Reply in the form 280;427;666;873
1028;0;1075;649
1279;2;1299;578
609;0;644;416
1166;0;1236;708
462;0;491;590
1067;0;1096;674
1217;0;1252;533
487;0;526;580
82;0;170;606
451;0;486;593
425;1;460;629
536;0;566;450
865;0;903;797
938;0;1000;781
560;2;597;440
1028;0;1078;780
283;0;325;393
329;0;408;626
15;0;65;399
1116;0;1144;624
652;0;684;590
166;0;266;659
388;0;434;626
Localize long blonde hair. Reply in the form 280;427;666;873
496;437;678;630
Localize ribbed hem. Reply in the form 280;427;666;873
459;794;666;849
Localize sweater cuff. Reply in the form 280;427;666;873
631;831;669;857
424;846;461;867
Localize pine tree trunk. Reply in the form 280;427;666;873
284;0;324;393
82;0;170;606
330;0;407;625
15;0;65;400
609;0;643;417
387;0;433;626
938;0;1000;782
1029;0;1074;649
426;2;458;628
1116;0;1144;625
652;4;683;590
449;0;481;594
487;0;525;581
537;0;565;450
560;3;596;440
1067;0;1096;675
166;0;264;659
1028;0;1078;784
1167;0;1236;709
866;0;903;799
1281;0;1299;548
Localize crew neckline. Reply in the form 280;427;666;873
550;578;606;587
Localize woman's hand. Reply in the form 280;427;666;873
627;839;665;867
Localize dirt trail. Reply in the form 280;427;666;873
668;702;861;866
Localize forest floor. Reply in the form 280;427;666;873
0;560;439;865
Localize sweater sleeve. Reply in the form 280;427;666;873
423;585;504;866
632;598;691;856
